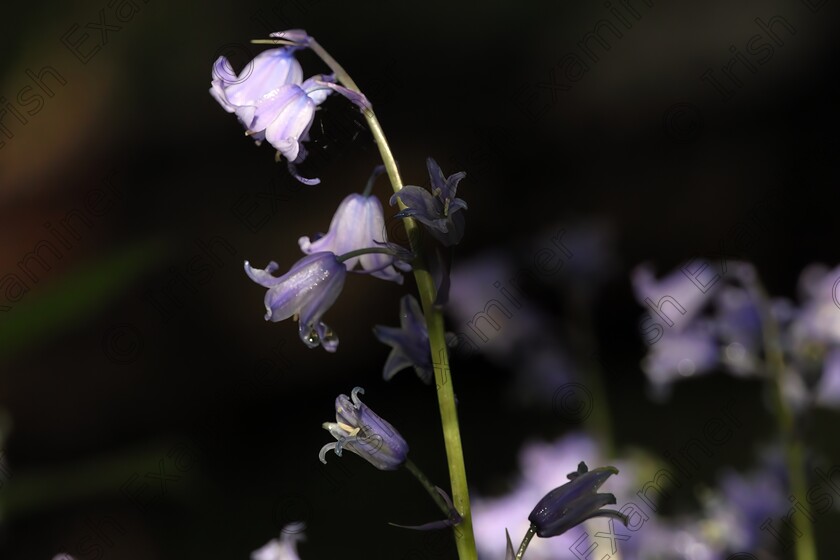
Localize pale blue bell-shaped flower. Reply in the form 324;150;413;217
299;193;404;283
244;252;346;352
210;37;334;184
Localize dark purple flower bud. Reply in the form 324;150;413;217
528;461;628;538
373;295;457;383
319;387;409;470
390;158;467;247
244;252;346;352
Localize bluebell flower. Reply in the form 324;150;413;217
528;461;628;538
390;158;467;246
319;387;409;470
373;295;457;383
210;41;335;185
244;253;346;352
299;193;404;283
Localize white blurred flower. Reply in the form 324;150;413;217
252;523;305;560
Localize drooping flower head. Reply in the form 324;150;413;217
244;252;346;352
528;461;628;538
391;158;467;246
319;387;409;470
210;30;335;185
299;193;405;283
373;295;457;383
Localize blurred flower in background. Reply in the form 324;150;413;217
634;260;840;411
251;523;305;560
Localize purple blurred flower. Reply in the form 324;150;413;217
299;193;404;284
391;158;467;246
791;264;840;345
244;253;346;352
319;387;409;470
632;261;722;332
373;295;456;383
641;320;720;398
252;523;305;560
210;41;334;185
815;347;840;407
632;261;774;395
528;461;627;538
783;264;840;409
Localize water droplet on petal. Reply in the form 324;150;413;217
304;328;320;346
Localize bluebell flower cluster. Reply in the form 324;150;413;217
633;260;840;409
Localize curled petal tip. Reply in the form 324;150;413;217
318;442;336;464
287;162;320;185
350;387;365;407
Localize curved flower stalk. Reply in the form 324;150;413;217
319;387;409;470
244;253;346;352
374;294;457;383
299;193;404;283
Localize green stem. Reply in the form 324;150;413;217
564;294;615;456
515;526;536;560
307;38;477;559
404;458;452;518
740;266;817;560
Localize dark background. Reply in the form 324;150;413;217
0;0;838;558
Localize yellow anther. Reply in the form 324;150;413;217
337;422;360;436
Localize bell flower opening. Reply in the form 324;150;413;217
373;295;458;383
390;158;467;247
